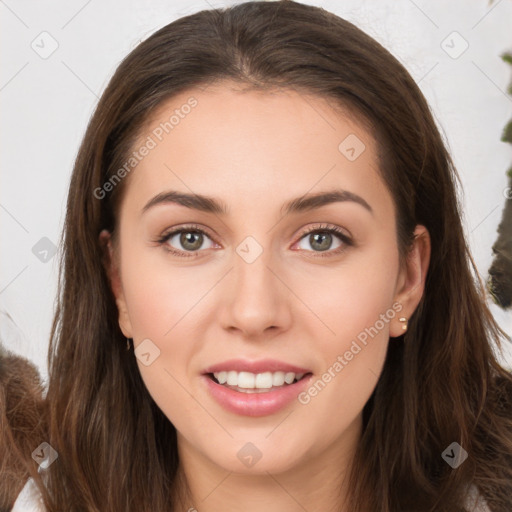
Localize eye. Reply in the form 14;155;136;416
156;222;353;258
156;224;216;257
294;224;353;256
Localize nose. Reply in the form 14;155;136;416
219;242;293;340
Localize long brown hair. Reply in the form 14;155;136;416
16;1;512;510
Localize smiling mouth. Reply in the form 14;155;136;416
207;370;311;393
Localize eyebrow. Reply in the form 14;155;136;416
141;188;373;216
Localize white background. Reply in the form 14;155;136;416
1;0;511;382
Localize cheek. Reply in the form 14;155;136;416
295;241;399;413
118;244;214;428
293;238;399;351
119;241;214;339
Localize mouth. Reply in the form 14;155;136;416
201;358;314;416
201;360;314;417
206;370;312;394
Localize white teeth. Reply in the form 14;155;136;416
238;372;255;388
284;372;295;384
216;371;228;384
255;372;273;388
272;371;285;386
212;370;306;389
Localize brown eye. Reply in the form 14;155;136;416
293;224;353;258
307;232;334;252
159;226;216;256
178;231;204;251
296;229;346;253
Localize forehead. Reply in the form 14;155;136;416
142;83;374;157
122;83;391;220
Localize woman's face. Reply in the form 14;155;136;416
105;83;428;476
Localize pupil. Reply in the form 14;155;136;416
180;231;202;250
178;231;333;252
311;232;331;251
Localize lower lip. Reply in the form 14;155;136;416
202;374;313;417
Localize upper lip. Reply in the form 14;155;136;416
203;359;311;375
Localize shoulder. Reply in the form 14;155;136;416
11;478;46;512
465;484;491;512
8;478;495;512
0;347;47;510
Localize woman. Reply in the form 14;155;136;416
5;1;512;510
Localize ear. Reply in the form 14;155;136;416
99;229;133;338
389;225;431;338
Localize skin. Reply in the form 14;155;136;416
101;83;430;512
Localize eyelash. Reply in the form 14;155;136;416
155;223;353;259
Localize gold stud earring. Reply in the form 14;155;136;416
398;317;408;332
